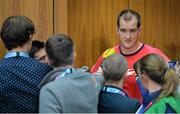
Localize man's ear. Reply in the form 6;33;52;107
138;26;142;34
74;51;76;58
116;26;120;32
123;70;128;78
47;57;52;66
116;26;121;38
30;34;34;39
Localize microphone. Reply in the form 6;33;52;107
102;48;116;59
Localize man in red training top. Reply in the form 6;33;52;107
91;9;170;102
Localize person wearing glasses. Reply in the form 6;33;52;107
91;9;170;102
29;40;48;64
134;54;180;113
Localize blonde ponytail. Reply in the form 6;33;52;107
158;68;179;101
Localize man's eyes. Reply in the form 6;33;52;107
120;29;137;33
130;29;137;32
120;29;127;32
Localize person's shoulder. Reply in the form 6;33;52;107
111;44;120;52
112;44;120;49
38;69;61;89
40;78;63;92
101;45;120;59
114;95;140;108
41;74;84;95
144;44;163;52
27;57;52;69
10;57;46;67
0;57;37;68
0;58;7;67
101;93;140;112
102;44;120;53
0;57;4;61
104;92;139;104
27;57;48;66
70;69;92;77
143;44;170;61
125;97;141;111
24;58;52;76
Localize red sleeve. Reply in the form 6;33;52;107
154;49;170;62
90;55;103;73
159;52;170;62
90;47;119;73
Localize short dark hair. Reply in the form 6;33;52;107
29;40;45;58
102;54;128;82
0;16;35;50
45;34;74;67
117;9;141;29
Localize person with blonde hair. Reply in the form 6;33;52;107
134;54;180;113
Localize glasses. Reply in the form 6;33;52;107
36;55;47;62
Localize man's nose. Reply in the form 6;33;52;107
125;32;130;39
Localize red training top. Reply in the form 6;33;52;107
91;44;170;102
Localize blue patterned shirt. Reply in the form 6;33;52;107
0;52;52;112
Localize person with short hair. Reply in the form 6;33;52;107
98;54;140;113
0;16;52;113
29;40;48;63
39;34;104;113
91;9;170;101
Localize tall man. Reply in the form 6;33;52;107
91;9;170;101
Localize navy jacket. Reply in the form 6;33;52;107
0;56;52;112
98;85;141;113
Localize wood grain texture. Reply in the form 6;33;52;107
129;0;180;60
1;0;179;65
0;0;53;57
54;0;68;34
68;0;128;67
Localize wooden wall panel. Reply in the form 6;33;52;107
129;0;180;60
54;0;68;34
1;0;179;66
68;0;128;67
0;0;53;57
